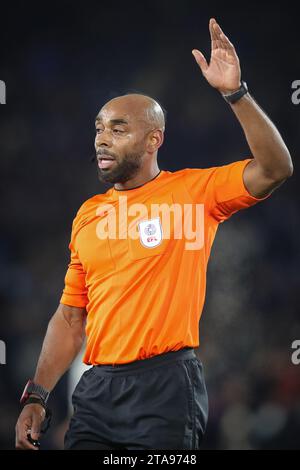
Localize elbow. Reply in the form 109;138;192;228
285;161;294;178
281;150;294;179
277;161;294;182
268;155;294;183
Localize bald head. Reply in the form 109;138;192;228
97;93;165;133
95;93;165;187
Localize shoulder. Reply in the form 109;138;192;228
71;189;113;232
172;160;253;186
170;166;220;187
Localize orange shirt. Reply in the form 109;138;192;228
60;158;270;365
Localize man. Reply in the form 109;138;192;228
15;18;293;450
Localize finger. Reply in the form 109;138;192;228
15;426;38;450
16;436;39;450
211;18;222;45
27;431;41;449
192;49;209;73
15;418;30;449
211;19;228;51
211;18;221;50
30;415;42;441
212;22;226;51
214;22;234;50
210;18;219;40
209;18;217;50
218;30;233;50
213;20;224;36
220;32;235;50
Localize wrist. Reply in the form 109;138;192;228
221;80;249;104
21;395;46;412
29;393;45;401
219;82;242;95
20;396;53;434
20;380;50;406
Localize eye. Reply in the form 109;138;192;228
96;128;103;134
113;128;125;134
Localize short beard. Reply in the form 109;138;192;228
97;151;143;184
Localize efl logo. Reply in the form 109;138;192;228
0;340;6;365
291;80;300;105
0;80;6;104
139;218;162;248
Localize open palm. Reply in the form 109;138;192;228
192;18;241;94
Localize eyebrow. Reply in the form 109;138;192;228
95;118;129;126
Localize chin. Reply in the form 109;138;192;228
99;172;124;185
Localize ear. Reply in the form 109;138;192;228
147;129;164;152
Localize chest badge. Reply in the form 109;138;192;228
138;217;163;248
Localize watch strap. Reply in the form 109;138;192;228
222;81;248;104
20;380;50;405
21;396;46;410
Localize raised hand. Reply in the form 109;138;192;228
192;18;241;94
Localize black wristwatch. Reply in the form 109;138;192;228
222;81;248;104
20;381;52;435
20;380;50;405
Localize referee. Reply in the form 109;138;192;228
15;18;293;450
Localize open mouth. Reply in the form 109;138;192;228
97;154;116;170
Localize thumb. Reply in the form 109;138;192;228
192;49;209;74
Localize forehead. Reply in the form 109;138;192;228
96;99;145;124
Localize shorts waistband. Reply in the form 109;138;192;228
92;347;196;377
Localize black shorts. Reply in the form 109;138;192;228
64;347;209;450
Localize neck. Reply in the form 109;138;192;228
114;160;160;191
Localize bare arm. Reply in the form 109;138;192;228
33;303;86;390
192;18;293;198
15;303;86;450
229;94;293;197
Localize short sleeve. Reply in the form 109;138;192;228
60;224;88;308
183;158;271;223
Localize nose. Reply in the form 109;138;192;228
95;129;113;149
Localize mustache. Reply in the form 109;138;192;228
90;150;116;163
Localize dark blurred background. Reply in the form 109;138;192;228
0;0;299;450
